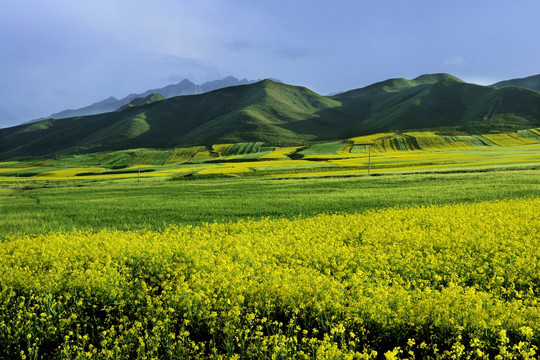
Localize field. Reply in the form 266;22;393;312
1;130;540;358
1;199;539;359
1;130;539;182
1;170;539;238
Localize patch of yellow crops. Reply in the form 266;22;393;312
349;132;394;144
35;167;106;177
192;150;213;159
260;146;303;159
212;143;233;157
1;199;539;358
531;128;540;136
162;166;207;174
482;132;539;146
446;140;474;148
0;166;35;173
249;159;312;167
373;137;403;152
349;130;540;154
197;164;252;175
405;132;460;150
328;159;367;167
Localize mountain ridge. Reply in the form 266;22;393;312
2;73;539;159
492;74;540;92
29;76;259;122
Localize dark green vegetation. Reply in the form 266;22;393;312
2;73;540;159
1;170;538;238
493;74;540;91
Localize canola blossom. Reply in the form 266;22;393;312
0;199;539;359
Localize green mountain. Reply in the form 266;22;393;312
333;73;540;135
2;74;539;159
29;76;258;122
492;74;540;92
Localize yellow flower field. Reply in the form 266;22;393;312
1;198;539;359
260;146;304;159
35;167;106;178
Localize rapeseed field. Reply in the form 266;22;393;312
1;199;539;359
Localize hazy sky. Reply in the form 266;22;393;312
1;0;539;128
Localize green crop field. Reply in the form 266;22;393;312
1;170;538;238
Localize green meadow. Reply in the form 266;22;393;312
2;129;540;238
1;168;539;238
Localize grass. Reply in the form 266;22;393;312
1;169;538;238
296;141;346;158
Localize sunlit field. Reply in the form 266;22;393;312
1;199;539;358
1;129;540;359
1;130;539;182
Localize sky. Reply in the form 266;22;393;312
1;0;539;129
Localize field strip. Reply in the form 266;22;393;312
0;167;35;173
1;199;538;358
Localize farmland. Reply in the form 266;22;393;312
1;129;540;358
1;199;539;359
1;129;539;182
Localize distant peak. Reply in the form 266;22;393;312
258;79;281;88
413;73;463;84
178;79;196;85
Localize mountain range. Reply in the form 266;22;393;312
30;76;259;121
1;73;539;159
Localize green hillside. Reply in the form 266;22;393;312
1;74;540;159
334;74;540;135
492;74;540;92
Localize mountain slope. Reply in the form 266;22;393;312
1;81;333;157
2;75;540;159
492;74;540;92
30;77;257;122
334;74;540;134
37;96;121;120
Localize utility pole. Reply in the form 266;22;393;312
368;145;371;175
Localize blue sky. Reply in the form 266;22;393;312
1;0;539;128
